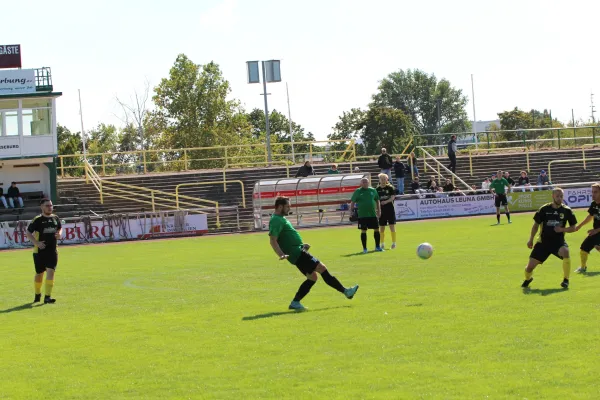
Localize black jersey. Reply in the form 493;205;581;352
376;184;396;211
27;214;62;254
533;203;577;244
588;201;600;229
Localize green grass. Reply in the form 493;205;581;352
2;212;600;399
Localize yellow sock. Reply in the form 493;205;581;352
563;258;571;280
45;280;54;297
34;281;42;295
580;250;589;268
391;231;397;243
525;269;533;280
380;231;385;245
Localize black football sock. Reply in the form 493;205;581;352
496;214;500;223
374;231;381;247
361;232;367;249
293;279;316;302
321;270;345;293
506;212;511;221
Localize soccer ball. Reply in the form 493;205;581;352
417;243;434;260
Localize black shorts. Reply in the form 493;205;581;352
495;194;508;207
294;250;320;275
581;234;600;253
530;241;567;263
379;207;396;226
358;217;379;230
33;252;58;274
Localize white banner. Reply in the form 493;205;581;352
415;193;496;219
394;199;419;220
0;137;21;156
563;187;592;209
0;69;35;95
0;214;208;249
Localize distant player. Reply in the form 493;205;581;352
489;169;512;225
522;188;577;289
269;197;359;311
574;183;600;273
376;173;397;250
350;177;382;253
26;199;62;304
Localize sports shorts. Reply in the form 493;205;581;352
358;217;379;230
33;253;58;274
295;250;320;275
495;194;508;207
530;241;567;263
580;234;600;253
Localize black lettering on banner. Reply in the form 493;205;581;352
0;144;19;150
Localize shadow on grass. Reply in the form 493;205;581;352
342;251;372;257
242;305;352;321
0;302;43;314
523;288;567;296
583;271;600;277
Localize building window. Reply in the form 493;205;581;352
23;108;51;136
5;111;19;136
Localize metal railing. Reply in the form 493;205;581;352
547;157;600;182
176;181;246;209
419;148;473;190
83;161;221;225
466;147;530;176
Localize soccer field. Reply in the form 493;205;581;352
2;212;600;399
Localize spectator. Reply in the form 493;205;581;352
517;170;533;192
0;185;7;208
436;186;448;198
295;161;316;178
447;135;457;173
377;148;393;181
7;182;24;208
481;177;491;193
409;151;419;176
454;187;466;196
393;157;405;195
327;164;340;174
410;177;422;194
537;170;552;190
353;166;361;173
443;178;455;192
429;180;438;193
427;175;437;190
504;171;515;192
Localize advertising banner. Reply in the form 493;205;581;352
0;44;21;68
415;193;496;219
506;190;552;212
1;214;208;249
0;69;35;95
563;187;592;208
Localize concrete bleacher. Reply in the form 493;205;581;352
2;147;595;230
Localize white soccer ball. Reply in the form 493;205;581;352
417;243;434;260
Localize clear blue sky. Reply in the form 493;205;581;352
3;0;599;139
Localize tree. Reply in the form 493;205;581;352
328;108;367;156
371;69;470;146
361;107;413;155
115;79;152;151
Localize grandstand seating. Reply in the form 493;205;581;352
4;147;599;229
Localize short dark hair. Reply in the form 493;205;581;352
39;198;51;205
274;197;290;208
11;181;16;185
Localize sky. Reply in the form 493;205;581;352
3;0;599;139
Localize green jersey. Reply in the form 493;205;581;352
269;214;303;264
489;178;510;195
350;187;379;218
327;169;340;174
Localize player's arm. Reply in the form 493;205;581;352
556;211;578;233
577;214;594;231
55;218;63;239
376;198;381;218
527;222;540;249
26;219;46;249
269;236;288;260
349;191;358;213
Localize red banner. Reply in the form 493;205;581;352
256;186;360;199
0;45;21;69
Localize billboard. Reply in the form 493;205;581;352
0;69;36;95
506;191;552;212
0;44;21;68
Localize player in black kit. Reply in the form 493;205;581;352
574;183;600;273
376;173;397;250
26;199;62;304
522;188;577;289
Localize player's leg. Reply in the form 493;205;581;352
379;225;386;249
523;243;549;287
578;237;594;273
389;223;397;249
495;206;501;224
43;254;58;304
373;218;382;251
290;253;319;310
558;245;571;288
358;218;368;253
504;199;511;223
315;263;359;299
32;254;45;303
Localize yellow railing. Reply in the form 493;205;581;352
581;144;600;169
420;148;473;190
59;140;356;178
83;162;220;225
467;147;529;176
547;157;600;182
175;181;245;209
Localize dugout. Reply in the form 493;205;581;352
253;173;370;230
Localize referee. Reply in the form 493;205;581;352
376;173;397;250
26;199;62;304
350;177;382;253
489;170;512;225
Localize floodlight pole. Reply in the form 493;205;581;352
261;61;272;163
